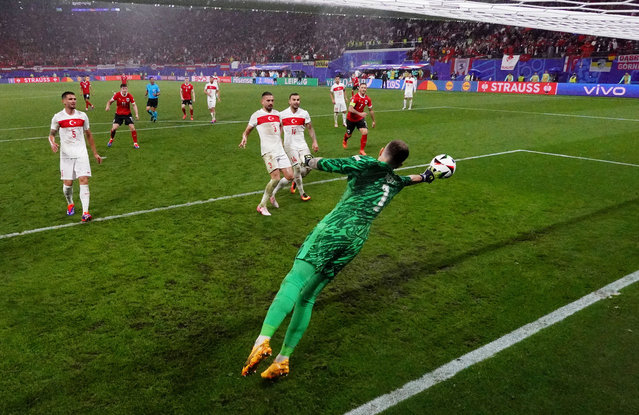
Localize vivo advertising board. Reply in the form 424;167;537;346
556;83;639;98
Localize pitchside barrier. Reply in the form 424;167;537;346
3;76;638;98
411;80;639;98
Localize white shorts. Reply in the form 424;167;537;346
284;145;311;167
404;92;414;98
262;151;292;173
207;96;217;109
334;101;346;113
60;156;91;180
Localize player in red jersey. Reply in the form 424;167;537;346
350;73;360;96
343;83;375;156
79;76;95;111
105;84;140;149
120;73;128;85
180;78;195;120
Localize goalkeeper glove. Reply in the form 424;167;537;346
420;169;435;183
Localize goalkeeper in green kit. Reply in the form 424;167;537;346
241;140;445;379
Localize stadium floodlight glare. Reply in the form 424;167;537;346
243;0;639;40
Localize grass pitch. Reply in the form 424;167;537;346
1;81;638;414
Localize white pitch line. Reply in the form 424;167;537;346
520;149;639;167
0;106;451;137
0;149;518;240
442;105;639;123
345;269;639;415
1;149;636;240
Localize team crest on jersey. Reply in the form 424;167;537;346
385;174;398;185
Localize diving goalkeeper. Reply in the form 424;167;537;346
241;139;446;379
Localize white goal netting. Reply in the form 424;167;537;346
259;0;639;40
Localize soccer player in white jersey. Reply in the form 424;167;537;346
271;92;319;202
330;75;347;128
402;72;417;110
49;91;102;222
204;75;221;123
239;91;294;216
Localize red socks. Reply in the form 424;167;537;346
131;131;138;144
190;109;193;116
360;134;367;152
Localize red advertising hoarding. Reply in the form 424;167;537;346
477;81;557;95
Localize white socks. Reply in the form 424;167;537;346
272;177;290;197
79;184;90;213
63;184;73;205
255;335;271;347
260;178;279;207
275;354;289;363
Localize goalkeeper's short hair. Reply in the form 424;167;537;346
385;140;409;168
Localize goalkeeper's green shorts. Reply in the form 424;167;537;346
295;221;368;278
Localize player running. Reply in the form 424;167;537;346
271;92;319;203
106;84;140;149
343;83;375;156
402;72;417;110
180;78;195;120
49;91;102;222
241;140;445;379
330;75;347;128
204;75;221;124
79;76;95;111
120;73;128;86
239;91;294;216
145;76;160;122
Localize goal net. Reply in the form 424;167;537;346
256;0;639;40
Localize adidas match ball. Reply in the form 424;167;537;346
430;154;456;178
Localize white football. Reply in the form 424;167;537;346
429;154;456;178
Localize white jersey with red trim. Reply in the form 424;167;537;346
403;76;417;97
248;108;283;155
330;82;346;103
280;107;311;151
50;109;90;158
204;80;219;96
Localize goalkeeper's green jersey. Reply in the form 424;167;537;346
296;155;413;277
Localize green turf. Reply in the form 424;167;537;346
0;81;638;414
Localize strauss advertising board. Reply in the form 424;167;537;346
477;81;557;95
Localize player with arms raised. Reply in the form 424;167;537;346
330;75;347;128
271;92;319;203
241;140;447;379
180;78;195;120
49;91;102;222
239;91;294;216
343;83;375;156
79;76;95;111
204;75;221;124
106;84;140;149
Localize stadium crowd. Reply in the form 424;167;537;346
1;2;638;67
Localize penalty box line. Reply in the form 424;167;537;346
0;149;636;240
344;269;639;415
